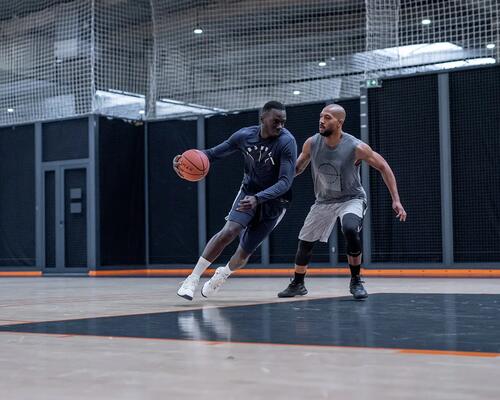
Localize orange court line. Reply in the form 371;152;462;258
0;271;42;277
88;268;500;278
397;349;500;358
0;330;498;358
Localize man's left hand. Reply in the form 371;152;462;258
237;196;258;211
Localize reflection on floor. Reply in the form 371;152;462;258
1;293;499;353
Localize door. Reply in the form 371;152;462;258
43;165;88;272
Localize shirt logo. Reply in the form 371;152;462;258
318;163;340;184
318;163;341;192
246;145;275;166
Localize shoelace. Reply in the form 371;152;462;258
350;277;365;287
288;277;302;287
181;275;198;288
209;270;228;289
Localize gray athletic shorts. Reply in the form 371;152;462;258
298;199;366;243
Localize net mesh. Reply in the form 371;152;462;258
0;0;498;125
366;0;499;77
0;0;92;125
94;0;151;118
149;0;367;117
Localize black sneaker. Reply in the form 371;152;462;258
278;280;308;298
349;276;368;300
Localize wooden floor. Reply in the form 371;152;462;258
0;276;499;399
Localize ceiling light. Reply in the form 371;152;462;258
432;57;496;70
7;108;14;113
318;61;327;67
421;19;431;25
138;110;145;115
486;43;496;49
293;90;301;95
374;42;462;59
193;28;203;34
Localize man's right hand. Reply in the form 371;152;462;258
392;201;407;222
172;154;184;179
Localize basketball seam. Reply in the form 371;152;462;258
182;152;206;173
178;164;204;176
197;151;208;170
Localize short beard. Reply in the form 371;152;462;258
320;129;333;137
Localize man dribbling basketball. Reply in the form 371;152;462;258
174;101;297;300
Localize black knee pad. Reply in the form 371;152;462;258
341;213;363;257
295;240;315;266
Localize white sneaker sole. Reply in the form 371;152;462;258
177;291;194;301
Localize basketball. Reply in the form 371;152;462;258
178;149;210;182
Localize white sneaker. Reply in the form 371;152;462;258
201;267;230;298
177;275;200;300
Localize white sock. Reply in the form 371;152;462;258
191;257;212;278
219;264;233;276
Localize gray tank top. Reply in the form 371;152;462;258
310;132;367;204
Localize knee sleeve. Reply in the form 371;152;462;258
295;240;315;266
341;213;363;257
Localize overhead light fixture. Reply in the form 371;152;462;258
421;19;431;25
138;110;145;115
330;56;336;61
374;42;462;59
159;98;226;113
193;28;203;34
293;90;301;95
411;42;462;55
107;89;145;98
486;43;496;49
7;108;14;113
432;57;496;70
318;61;327;67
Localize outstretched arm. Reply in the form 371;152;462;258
295;137;313;176
355;143;407;222
202;134;240;162
172;130;241;178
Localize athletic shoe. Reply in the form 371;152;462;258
277;280;308;298
349;276;368;300
201;267;230;298
177;275;200;301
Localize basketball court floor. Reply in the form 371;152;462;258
0;277;499;399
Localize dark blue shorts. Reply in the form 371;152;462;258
226;190;287;255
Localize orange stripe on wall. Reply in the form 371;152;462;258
88;268;500;278
0;271;42;277
0;269;496;278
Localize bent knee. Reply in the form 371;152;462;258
341;213;363;257
218;224;242;242
295;240;315;266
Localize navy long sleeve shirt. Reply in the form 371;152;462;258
203;126;297;204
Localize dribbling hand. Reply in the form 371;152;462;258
237;196;258;211
172;155;183;179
